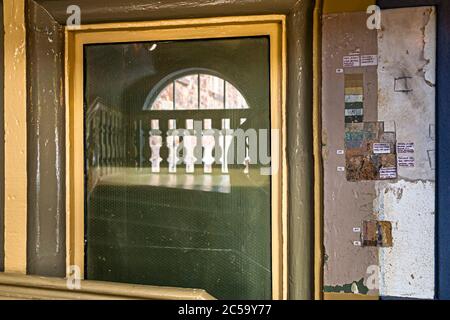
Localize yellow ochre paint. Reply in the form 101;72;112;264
3;0;27;274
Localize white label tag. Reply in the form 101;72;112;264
398;156;415;168
345;95;364;103
373;143;391;154
361;54;378;66
397;143;415;154
380;167;397;179
345;109;364;116
343;55;361;67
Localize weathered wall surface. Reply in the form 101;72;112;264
375;7;436;299
322;6;436;299
376;180;435;298
287;0;314;300
26;0;314;299
26;0;66;277
378;0;450;301
322;12;379;296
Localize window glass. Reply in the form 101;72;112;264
175;74;199;110
84;37;271;300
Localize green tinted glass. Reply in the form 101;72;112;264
84;37;272;300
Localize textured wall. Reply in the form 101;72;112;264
376;7;436;299
322;12;379;296
287;0;314;300
26;0;66;277
378;0;450;302
322;6;436;299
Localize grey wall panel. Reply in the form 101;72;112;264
287;0;314;300
26;0;66;277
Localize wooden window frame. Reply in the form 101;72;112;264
65;15;288;300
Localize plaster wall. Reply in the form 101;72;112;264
322;12;379;296
375;7;436;299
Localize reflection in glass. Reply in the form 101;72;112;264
200;74;224;109
226;81;249;109
175;75;199;110
152;83;174;110
84;38;271;300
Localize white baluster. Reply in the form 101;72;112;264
244;136;252;174
167;119;180;173
240;118;251;174
149;120;163;173
202;119;215;174
220;119;233;174
184;119;197;173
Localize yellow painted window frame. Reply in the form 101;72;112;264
65;15;288;300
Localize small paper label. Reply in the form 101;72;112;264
380;167;397;179
337;167;345;172
345;95;364;103
343;55;361;68
345;109;364;116
398;156;415;168
337;150;345;155
353;241;362;247
397;143;415;154
353;227;361;233
373;143;391;154
336;68;344;74
361;54;378;66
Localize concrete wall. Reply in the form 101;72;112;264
375;7;436;299
321;5;436;299
322;11;379;296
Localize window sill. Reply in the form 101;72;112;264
0;273;215;300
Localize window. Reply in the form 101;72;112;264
66;16;286;300
146;73;249;111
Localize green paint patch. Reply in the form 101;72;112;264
323;278;369;294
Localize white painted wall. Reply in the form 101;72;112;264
376;7;436;299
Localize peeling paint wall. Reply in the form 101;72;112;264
375;7;436;299
375;180;435;299
322;6;436;299
322;12;379;296
26;0;66;277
